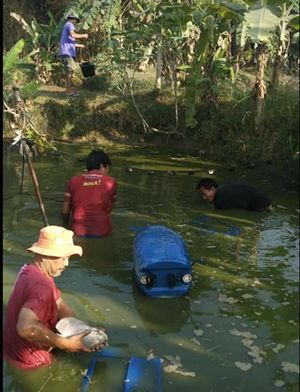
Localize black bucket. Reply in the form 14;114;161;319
80;62;96;77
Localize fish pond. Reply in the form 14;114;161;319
3;142;299;392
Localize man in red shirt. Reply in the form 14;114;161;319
3;225;106;369
62;149;118;237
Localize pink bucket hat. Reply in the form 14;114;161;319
27;225;83;258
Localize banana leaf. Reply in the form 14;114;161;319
288;14;300;30
20;81;39;98
3;39;25;75
244;5;280;43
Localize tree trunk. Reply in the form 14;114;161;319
170;63;179;132
156;34;162;90
204;43;218;111
137;40;155;72
234;48;242;75
271;21;289;90
271;52;282;89
254;44;268;133
231;28;237;58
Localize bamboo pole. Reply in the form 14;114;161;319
20;140;49;226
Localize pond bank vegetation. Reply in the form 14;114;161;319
3;0;299;187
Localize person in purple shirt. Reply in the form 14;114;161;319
59;13;89;96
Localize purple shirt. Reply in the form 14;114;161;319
59;21;76;57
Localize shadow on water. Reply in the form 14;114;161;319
3;145;299;392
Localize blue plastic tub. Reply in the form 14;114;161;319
133;225;192;298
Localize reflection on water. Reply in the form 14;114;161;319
132;287;191;335
3;144;299;392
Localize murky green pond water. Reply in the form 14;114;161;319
3;143;299;392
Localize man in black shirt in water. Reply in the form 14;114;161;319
197;178;271;212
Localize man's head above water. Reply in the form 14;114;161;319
196;178;219;203
27;225;83;278
86;149;112;173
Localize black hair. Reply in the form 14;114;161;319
86;150;111;171
196;178;218;190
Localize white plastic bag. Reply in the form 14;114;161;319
56;317;108;349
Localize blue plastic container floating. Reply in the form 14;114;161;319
133;225;192;298
123;357;162;392
81;348;162;392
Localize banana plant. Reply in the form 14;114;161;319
3;39;55;151
239;0;298;132
270;1;299;89
3;39;38;100
185;1;242;128
10;11;63;83
243;4;280;131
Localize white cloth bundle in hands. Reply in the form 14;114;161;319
56;317;108;349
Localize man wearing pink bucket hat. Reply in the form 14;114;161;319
3;225;106;369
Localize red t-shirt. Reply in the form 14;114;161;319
3;264;61;369
65;170;117;237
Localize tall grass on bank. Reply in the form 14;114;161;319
189;77;299;171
